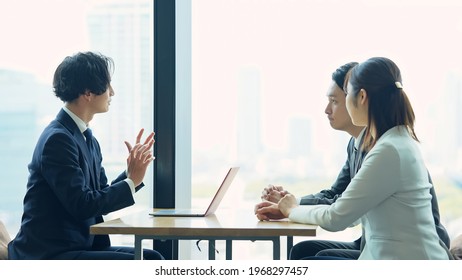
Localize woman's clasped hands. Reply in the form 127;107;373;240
255;193;298;221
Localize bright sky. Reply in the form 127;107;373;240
0;1;89;82
3;0;462;171
0;0;143;83
190;0;462;141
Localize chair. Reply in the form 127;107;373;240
0;220;11;260
450;234;462;260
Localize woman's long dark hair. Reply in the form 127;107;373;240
346;57;418;150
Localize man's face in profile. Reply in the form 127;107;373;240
324;81;353;131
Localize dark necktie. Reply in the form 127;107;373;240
83;128;93;151
83;128;99;189
353;147;359;175
353;134;366;176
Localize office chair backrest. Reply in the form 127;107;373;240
0;220;11;260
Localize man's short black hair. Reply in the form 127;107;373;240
53;52;114;102
332;62;358;91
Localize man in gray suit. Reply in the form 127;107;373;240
256;62;450;259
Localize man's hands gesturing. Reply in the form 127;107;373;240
124;128;155;186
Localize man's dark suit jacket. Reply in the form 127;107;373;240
299;136;450;248
8;109;142;259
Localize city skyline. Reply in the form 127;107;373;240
2;0;462;254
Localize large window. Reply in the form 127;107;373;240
186;0;462;259
0;0;154;240
2;0;462;260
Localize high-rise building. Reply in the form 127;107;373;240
86;0;154;210
87;0;153;190
288;117;311;158
436;72;462;173
86;0;153;161
236;67;262;167
0;69;52;235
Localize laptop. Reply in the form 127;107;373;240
150;167;239;217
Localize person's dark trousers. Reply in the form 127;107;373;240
300;256;354;260
290;238;361;260
316;248;360;259
52;246;164;260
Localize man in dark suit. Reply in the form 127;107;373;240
8;52;163;260
255;62;450;259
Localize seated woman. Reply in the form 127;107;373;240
256;57;450;260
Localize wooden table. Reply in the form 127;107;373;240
90;209;317;260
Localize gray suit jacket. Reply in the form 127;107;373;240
299;131;450;249
290;127;449;259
